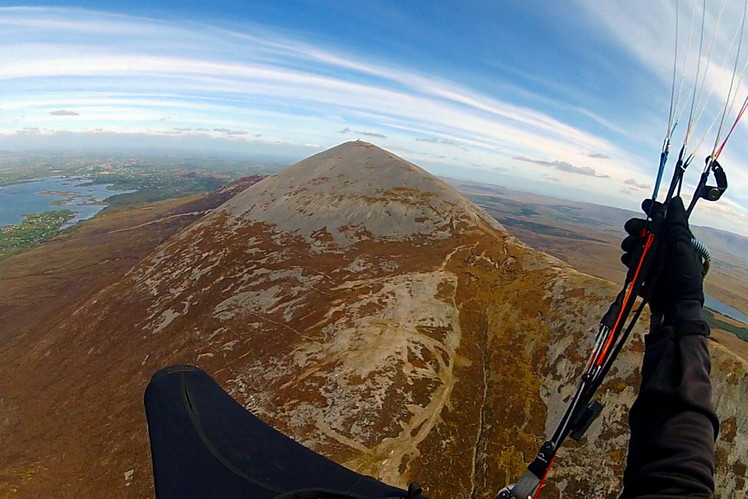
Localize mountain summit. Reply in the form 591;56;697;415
217;140;503;247
0;142;745;498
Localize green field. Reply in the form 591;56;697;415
0;210;75;258
703;308;748;342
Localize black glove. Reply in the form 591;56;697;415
621;197;704;317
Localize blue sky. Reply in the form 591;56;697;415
2;1;748;235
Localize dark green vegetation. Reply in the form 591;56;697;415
468;194;540;217
703;309;748;342
547;204;609;227
95;171;225;208
468;194;605;242
499;217;606;242
0;210;75;258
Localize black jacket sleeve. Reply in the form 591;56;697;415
621;309;719;498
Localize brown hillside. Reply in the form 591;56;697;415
0;176;262;344
0;143;744;498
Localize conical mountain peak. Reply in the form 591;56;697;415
215;141;503;247
1;141;746;498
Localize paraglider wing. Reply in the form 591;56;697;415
144;365;423;499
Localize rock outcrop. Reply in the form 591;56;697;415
0;142;745;498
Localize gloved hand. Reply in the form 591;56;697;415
621;197;704;318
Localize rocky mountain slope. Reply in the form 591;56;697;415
447;177;748;320
0;142;745;498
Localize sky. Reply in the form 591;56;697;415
2;1;748;235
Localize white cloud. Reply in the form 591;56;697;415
0;5;746;235
49;109;79;116
0;8;633;169
624;178;648;189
